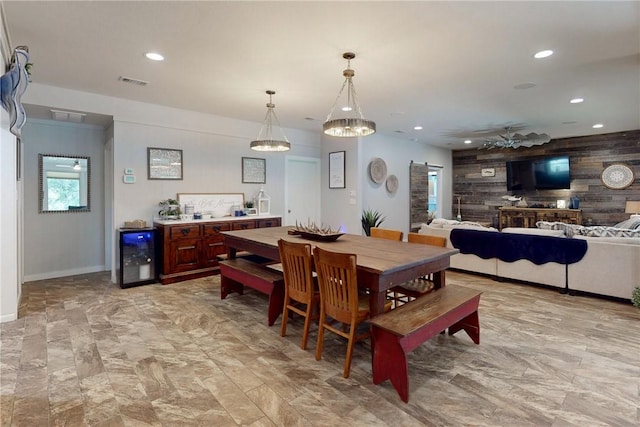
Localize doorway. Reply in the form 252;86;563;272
428;165;443;219
284;156;321;226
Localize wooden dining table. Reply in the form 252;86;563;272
221;226;459;317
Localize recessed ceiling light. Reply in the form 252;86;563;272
414;126;423;131
534;50;554;59
592;123;604;129
145;52;164;61
570;98;584;104
464;140;472;144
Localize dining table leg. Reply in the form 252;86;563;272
433;270;446;289
369;290;387;317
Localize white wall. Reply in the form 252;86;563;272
0;9;20;321
22;119;106;281
0;106;19;322
22;83;322;283
320;136;361;234
360;133;453;234
321;132;452;237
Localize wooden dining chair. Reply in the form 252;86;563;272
390;232;447;306
370;227;404;241
278;239;319;350
313;246;371;378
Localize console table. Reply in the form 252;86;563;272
498;207;582;230
154;216;281;284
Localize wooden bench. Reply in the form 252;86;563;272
369;284;483;403
219;258;285;326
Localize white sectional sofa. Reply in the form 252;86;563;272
419;219;640;301
568;235;640;299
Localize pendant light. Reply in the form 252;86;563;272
250;90;291;152
323;52;376;138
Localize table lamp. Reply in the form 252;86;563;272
625;201;640;218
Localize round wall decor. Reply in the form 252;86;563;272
601;163;634;190
369;157;387;184
386;174;398;193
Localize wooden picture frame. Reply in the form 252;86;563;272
329;151;346;188
242;157;266;184
148;147;183;180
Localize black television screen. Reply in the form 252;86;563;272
506;156;570;191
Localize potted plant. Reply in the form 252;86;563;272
361;208;385;236
632;287;640;309
159;198;181;219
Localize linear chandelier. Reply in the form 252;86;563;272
323;52;376;138
250;90;291;152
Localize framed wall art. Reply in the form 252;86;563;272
329;151;345;188
242;157;266;184
147;147;183;180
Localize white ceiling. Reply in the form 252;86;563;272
3;1;639;149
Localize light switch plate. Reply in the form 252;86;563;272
123;175;136;184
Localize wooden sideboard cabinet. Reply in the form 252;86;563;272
155;216;281;284
498;207;582;230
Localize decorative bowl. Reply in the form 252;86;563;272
296;231;344;242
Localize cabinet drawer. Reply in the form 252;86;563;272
232;220;256;230
169;225;201;239
257;218;281;228
203;222;231;237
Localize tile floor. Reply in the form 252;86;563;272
1;271;639;426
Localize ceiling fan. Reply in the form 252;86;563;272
480;127;551;149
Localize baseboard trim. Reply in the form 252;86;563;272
24;265;106;283
0;312;17;323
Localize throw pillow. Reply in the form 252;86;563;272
536;221;584;237
502;227;565;237
579;226;640;238
442;222;498;231
429;218;460;228
613;217;640;230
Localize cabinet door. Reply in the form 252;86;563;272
169;237;202;273
202;223;231;267
232;220;256;231
257;218;281;228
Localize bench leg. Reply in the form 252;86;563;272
220;275;243;299
371;327;410;403
267;282;284;326
448;310;480;344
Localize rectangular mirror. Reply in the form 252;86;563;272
39;154;90;213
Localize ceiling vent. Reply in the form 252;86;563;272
50;109;86;123
118;76;149;86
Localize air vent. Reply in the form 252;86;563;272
50;109;86;123
118;76;149;86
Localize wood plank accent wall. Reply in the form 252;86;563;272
410;162;429;226
452;130;640;227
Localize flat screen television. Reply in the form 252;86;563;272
506;156;570;191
